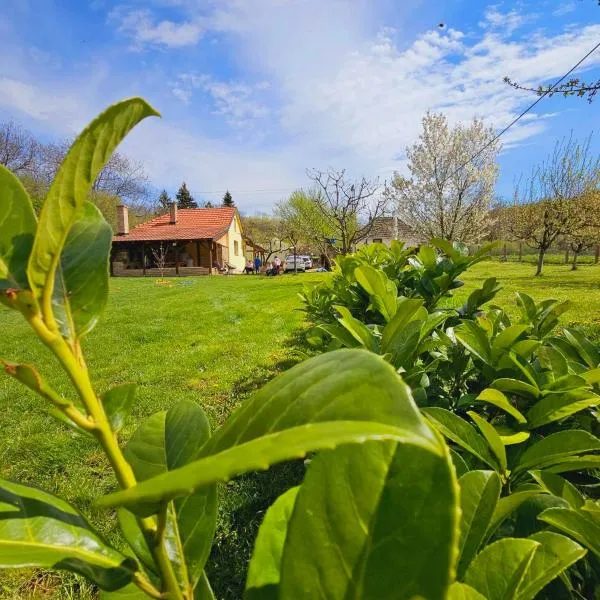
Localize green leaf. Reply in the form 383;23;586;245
0;165;36;293
582;367;600;384
206;349;437;456
491;378;539;400
431;238;461;261
515;531;585;600
0;479;136;590
563;328;600;368
526;389;600;428
491;325;530;362
538;346;569;378
245;487;299;600
486;491;544;542
464;538;539;600
101;420;439;516
457;471;502;578
451;448;470;477
455;321;492;365
54;201;113;339
318;323;361;349
380;298;425;351
545;455;600;473
496;427;530;446
516;292;537;323
354;265;397;322
423;407;498;469
528;470;583;509
279;440;458;600
100;584;153;599
27;98;159;320
418;244;438;269
476;389;527;424
124;400;216;588
538;508;600;558
514;430;600;473
333;305;376;350
468;412;507;473
102;384;136;432
448;582;486;600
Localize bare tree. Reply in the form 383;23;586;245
0;121;38;174
306;168;387;254
507;134;600;275
242;215;292;264
152;242;169;278
387;112;500;243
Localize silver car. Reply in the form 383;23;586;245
284;256;306;272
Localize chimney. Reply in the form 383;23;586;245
169;202;178;224
116;205;129;235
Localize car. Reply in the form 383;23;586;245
284;256;306;272
302;255;313;269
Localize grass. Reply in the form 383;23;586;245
0;260;599;597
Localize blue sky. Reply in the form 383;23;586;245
1;0;599;213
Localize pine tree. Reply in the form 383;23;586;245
222;190;234;207
203;200;215;208
157;189;171;213
176;182;198;208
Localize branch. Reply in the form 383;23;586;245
504;76;600;103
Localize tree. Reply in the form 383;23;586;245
222;190;234;207
306;168;387;254
157;189;171;213
243;215;291;264
565;191;600;270
176;182;198;208
387;112;500;243
152;242;169;278
275;189;336;261
507;135;600;275
504;76;600;104
0;121;38;174
204;200;215;208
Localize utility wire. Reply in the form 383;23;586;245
444;39;600;181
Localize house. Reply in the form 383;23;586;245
111;203;246;276
357;216;420;247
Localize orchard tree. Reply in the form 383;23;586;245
306;168;387;254
565;191;600;270
222;190;234;207
388;112;500;243
176;182;198;208
0;121;38;174
507;135;600;275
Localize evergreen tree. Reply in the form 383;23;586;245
203;200;215;208
176;182;198;208
157;189;171;213
222;190;234;207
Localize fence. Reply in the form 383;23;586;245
484;241;600;265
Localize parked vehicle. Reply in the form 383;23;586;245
284;255;307;272
302;255;313;269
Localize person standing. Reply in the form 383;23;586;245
254;255;262;274
274;256;281;275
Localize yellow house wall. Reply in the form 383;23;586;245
219;212;246;272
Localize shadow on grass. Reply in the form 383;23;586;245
206;328;314;600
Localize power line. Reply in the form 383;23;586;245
445;39;600;181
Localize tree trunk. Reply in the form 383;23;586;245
571;251;579;271
535;248;545;276
518;242;522;262
564;248;569;264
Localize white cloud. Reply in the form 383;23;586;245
479;7;536;35
553;2;576;17
110;7;204;48
172;73;270;129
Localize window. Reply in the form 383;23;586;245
372;238;383;244
234;240;239;256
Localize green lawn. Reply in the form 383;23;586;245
0;261;599;598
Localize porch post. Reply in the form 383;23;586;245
142;242;146;276
209;240;213;275
196;240;201;267
175;242;180;276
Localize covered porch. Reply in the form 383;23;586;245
111;238;229;277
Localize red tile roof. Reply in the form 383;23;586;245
113;207;236;242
